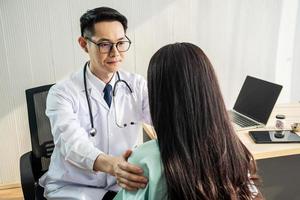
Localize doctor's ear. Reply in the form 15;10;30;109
78;37;88;53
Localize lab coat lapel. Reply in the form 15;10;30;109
76;68;110;110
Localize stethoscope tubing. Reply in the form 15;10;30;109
83;62;96;136
83;61;135;136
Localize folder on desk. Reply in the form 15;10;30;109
249;130;300;143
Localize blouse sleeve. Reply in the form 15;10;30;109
114;140;167;200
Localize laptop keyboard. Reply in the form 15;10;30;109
229;112;260;127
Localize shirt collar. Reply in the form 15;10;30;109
86;63;116;93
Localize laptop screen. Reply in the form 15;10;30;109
233;76;282;124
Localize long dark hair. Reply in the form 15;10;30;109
147;43;258;200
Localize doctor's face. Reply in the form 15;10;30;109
84;21;128;76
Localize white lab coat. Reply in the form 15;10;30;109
39;65;151;199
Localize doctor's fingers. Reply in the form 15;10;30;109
117;176;146;190
115;167;147;184
117;181;138;191
117;162;144;175
116;167;148;184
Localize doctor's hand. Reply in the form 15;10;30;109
114;150;148;191
93;150;148;191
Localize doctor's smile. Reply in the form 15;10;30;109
106;60;121;66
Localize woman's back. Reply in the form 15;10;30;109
115;42;261;200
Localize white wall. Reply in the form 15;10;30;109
0;0;299;186
291;0;300;101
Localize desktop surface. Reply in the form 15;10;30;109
237;103;300;160
143;102;300;160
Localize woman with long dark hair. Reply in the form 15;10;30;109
114;43;262;200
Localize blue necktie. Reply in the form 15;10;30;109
103;84;112;107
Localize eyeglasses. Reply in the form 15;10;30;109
86;36;131;54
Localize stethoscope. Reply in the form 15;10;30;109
83;61;137;136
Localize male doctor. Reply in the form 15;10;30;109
39;7;150;200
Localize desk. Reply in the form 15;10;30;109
238;103;300;160
143;103;300;200
143;103;300;159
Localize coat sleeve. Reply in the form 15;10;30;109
46;84;102;171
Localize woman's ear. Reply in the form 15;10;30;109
78;36;88;53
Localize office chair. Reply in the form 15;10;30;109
20;84;54;200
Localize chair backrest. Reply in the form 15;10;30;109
26;84;54;173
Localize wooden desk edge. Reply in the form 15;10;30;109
143;123;300;160
143;121;300;160
254;148;300;160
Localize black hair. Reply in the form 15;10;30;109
147;43;260;200
80;7;128;37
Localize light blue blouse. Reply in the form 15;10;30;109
114;140;168;200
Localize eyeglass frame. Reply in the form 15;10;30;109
85;35;132;54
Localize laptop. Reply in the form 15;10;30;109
228;76;282;131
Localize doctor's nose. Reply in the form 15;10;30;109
109;45;120;57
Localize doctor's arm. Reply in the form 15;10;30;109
46;86;102;170
47;86;147;190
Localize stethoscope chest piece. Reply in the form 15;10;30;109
89;128;97;137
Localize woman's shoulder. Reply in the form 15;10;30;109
137;139;159;150
115;140;167;200
129;140;160;164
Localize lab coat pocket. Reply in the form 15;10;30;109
113;92;141;127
